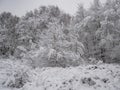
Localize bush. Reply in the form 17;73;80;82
24;46;84;68
0;59;30;88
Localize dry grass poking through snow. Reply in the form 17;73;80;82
0;59;120;90
23;64;120;90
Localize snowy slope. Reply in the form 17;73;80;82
23;64;120;90
0;60;120;90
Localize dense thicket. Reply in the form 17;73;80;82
0;0;120;67
75;0;120;63
0;12;19;57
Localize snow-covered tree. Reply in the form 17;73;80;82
90;0;102;12
74;0;120;63
0;12;19;57
15;6;85;67
75;4;85;23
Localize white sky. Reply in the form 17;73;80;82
0;0;106;17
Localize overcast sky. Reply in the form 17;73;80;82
0;0;106;17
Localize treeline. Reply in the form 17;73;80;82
0;0;120;66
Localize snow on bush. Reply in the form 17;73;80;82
24;46;84;68
0;59;31;88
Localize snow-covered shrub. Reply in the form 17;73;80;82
14;46;27;59
0;59;31;88
47;49;81;67
87;57;103;65
24;46;49;68
24;45;85;68
81;77;96;86
109;45;120;63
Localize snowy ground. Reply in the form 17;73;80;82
0;60;120;90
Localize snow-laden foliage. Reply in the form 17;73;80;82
24;45;84;68
1;1;120;90
1;0;120;64
74;0;120;63
15;6;71;51
0;59;31;88
10;6;86;68
0;12;19;57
